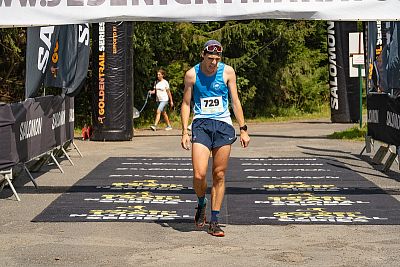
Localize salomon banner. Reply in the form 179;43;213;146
26;24;89;98
65;24;90;96
10;97;55;163
51;96;68;146
44;25;77;90
328;21;359;123
91;22;133;141
25;26;60;98
1;1;400;27
0;96;74;170
367;93;400;147
65;97;75;141
44;24;90;96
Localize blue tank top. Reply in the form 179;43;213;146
193;62;232;125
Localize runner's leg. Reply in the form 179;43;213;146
192;142;211;226
211;145;231;211
192;143;210;197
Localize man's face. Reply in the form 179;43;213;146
202;53;221;74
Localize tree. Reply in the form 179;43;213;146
0;28;26;103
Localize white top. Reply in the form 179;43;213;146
155;80;170;102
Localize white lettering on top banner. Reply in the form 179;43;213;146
0;0;399;27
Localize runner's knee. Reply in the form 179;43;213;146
212;170;225;184
193;171;207;182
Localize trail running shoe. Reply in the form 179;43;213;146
165;125;172;131
194;204;206;228
208;221;225;237
150;125;157;131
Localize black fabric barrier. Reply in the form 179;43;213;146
0;104;18;170
0;95;74;170
33;157;400;225
367;93;400;147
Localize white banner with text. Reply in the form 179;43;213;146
0;0;399;27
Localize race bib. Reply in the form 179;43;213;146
200;96;223;114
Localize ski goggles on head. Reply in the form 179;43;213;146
204;44;223;54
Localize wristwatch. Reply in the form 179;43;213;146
239;124;248;132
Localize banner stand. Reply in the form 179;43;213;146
383;148;398;172
22;163;38;189
69;141;83;158
362;139;400;172
60;146;74;166
0;168;20;201
359;135;374;156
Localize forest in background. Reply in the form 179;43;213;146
0;20;329;127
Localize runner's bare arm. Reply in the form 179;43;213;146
181;68;195;150
225;65;250;148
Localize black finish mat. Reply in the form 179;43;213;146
32;157;400;225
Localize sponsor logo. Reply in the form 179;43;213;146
98;22;106;124
52;110;66;129
69;108;74;122
112;25;117;54
50;40;59;78
78;24;90;46
386;111;400;130
367;109;379;123
327;21;338;110
37;26;55;74
0;0;373;8
259;208;388;223
20;117;42;141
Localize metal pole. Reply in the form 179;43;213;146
359;65;363;128
358;31;363;129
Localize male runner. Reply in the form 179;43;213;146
181;40;250;237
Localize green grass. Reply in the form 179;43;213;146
327;124;367;141
74;105;367;141
246;105;331;123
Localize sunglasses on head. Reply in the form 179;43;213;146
204;44;223;53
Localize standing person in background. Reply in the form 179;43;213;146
149;69;174;131
180;40;250;237
81;123;92;141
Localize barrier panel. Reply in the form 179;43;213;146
0;95;76;200
367;93;400;147
364;93;400;171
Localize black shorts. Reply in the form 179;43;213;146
191;118;237;150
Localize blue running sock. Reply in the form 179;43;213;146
198;196;207;207
211;210;220;222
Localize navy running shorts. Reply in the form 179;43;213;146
191;118;237;150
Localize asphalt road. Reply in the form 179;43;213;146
1;119;399;266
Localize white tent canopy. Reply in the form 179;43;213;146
0;0;399;27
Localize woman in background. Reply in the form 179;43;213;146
149;69;174;131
